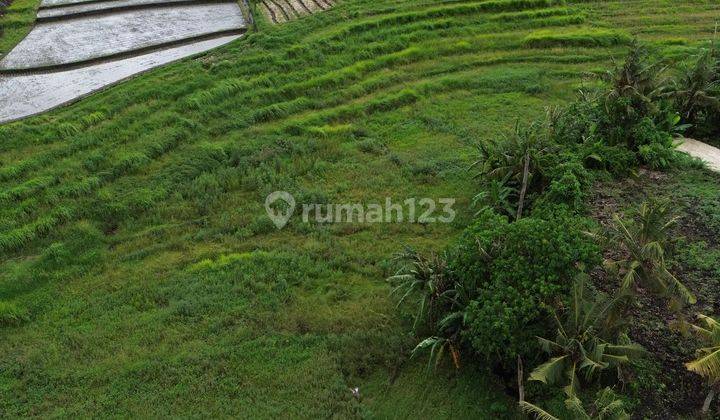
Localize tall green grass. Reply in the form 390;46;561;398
0;0;717;416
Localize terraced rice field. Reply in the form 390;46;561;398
260;0;335;24
0;0;718;417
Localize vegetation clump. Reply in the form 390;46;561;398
392;39;717;418
529;276;643;397
668;45;720;144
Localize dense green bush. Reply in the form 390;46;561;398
547;42;686;176
391;208;600;370
452;209;600;366
632;117;679;169
473;122;591;218
668;45;720;143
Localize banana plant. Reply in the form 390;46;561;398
530;275;644;397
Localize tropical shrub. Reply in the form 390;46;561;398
389;248;454;335
632;116;680;170
668;45;720;142
457;209;600;367
520;387;630;420
389;248;468;370
529;275;643;397
605;200;696;309
549;42;683;174
600;41;669;147
390;208;600;370
473;121;556;219
473;120;590;218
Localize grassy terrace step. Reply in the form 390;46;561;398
0;0;716;416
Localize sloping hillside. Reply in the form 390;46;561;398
0;0;718;417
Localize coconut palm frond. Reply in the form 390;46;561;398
519;401;561;420
530;355;568;385
605;342;647;358
661;267;697;305
565;395;593;420
686;347;720;381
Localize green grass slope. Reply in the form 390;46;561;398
0;0;718;417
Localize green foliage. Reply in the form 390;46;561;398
0;300;29;326
389;248;469;370
529;276;643;397
473;121;554;218
542;42;685;175
548;97;639;175
667;45;720;142
523;28;631;48
521;387;630;420
458;209;600;366
601;41;668;145
391;208;600;370
686;314;720;384
389;248;453;335
473;119;589;217
632;117;679;169
0;0;39;55
1;0;718;416
37;221;106;273
606;200;696;309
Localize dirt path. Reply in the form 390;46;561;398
678;138;720;172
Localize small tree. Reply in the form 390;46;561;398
388;248;473;370
669;48;720;123
472;121;554;219
667;45;720;140
388;248;452;334
602;40;669;149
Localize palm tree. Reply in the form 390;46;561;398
686;314;720;414
520;387;629;420
472;121;554;219
388;247;452;333
529;275;644;397
667;47;720;127
388;248;469;370
607;200;696;308
602;40;669;148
